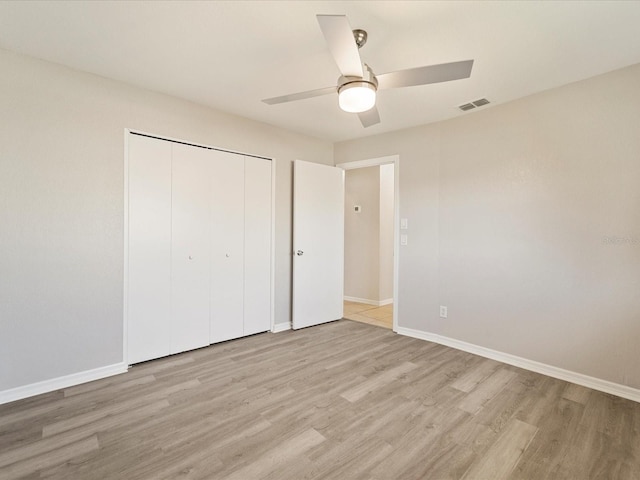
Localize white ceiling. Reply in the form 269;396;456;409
2;1;640;142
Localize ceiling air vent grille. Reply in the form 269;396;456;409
459;98;490;112
472;98;490;107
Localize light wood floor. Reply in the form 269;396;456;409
1;320;639;479
343;301;393;329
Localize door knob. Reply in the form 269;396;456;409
296;250;304;256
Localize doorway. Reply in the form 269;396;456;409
337;156;399;331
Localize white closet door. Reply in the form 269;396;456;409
210;151;245;343
171;143;211;354
243;157;272;336
127;134;172;363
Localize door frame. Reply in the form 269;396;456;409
123;128;276;366
336;155;400;332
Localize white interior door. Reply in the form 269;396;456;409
170;143;212;354
127;134;172;363
243;156;272;336
210;150;245;343
293;160;344;329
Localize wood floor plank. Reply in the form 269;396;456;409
309;436;393;480
461;418;538;479
1;435;99;479
2;320;639;480
451;357;500;392
562;382;592;405
339;361;418;402
44;399;170;439
223;428;326;480
457;368;517;414
511;397;584;478
62;373;156;398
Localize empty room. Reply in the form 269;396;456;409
1;1;640;479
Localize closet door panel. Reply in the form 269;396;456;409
243;157;272;335
171;143;211;354
127;135;172;363
210;151;245;343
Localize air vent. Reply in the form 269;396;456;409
458;98;490;112
472;98;490;107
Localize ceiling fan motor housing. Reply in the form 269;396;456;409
337;64;378;93
337;65;378;113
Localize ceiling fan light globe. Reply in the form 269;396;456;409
338;82;376;113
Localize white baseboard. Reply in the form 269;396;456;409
0;362;128;406
272;322;291;333
344;296;393;307
396;327;640;404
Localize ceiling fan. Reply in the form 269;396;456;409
262;14;474;128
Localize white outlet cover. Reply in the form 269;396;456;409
439;306;448;318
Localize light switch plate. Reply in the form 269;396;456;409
400;218;408;229
400;234;408;246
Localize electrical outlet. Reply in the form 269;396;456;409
439;306;448;318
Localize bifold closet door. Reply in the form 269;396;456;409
244;157;272;335
127;135;172;364
128;134;273;363
171;144;212;354
210;151;245;343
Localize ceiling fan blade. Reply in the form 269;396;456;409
377;60;474;90
317;14;364;78
358;106;380;128
262;86;336;105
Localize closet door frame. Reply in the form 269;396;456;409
123;129;276;367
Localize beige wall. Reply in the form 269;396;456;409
344;166;380;301
3;43;639;396
0;48;332;392
335;63;640;389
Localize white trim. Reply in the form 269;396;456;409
344;296;393;307
337;154;400;333
270;158;277;333
272;322;291;333
123;129;130;365
397;327;640;404
391;157;400;333
337;155;397;170
0;363;128;406
344;296;379;306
